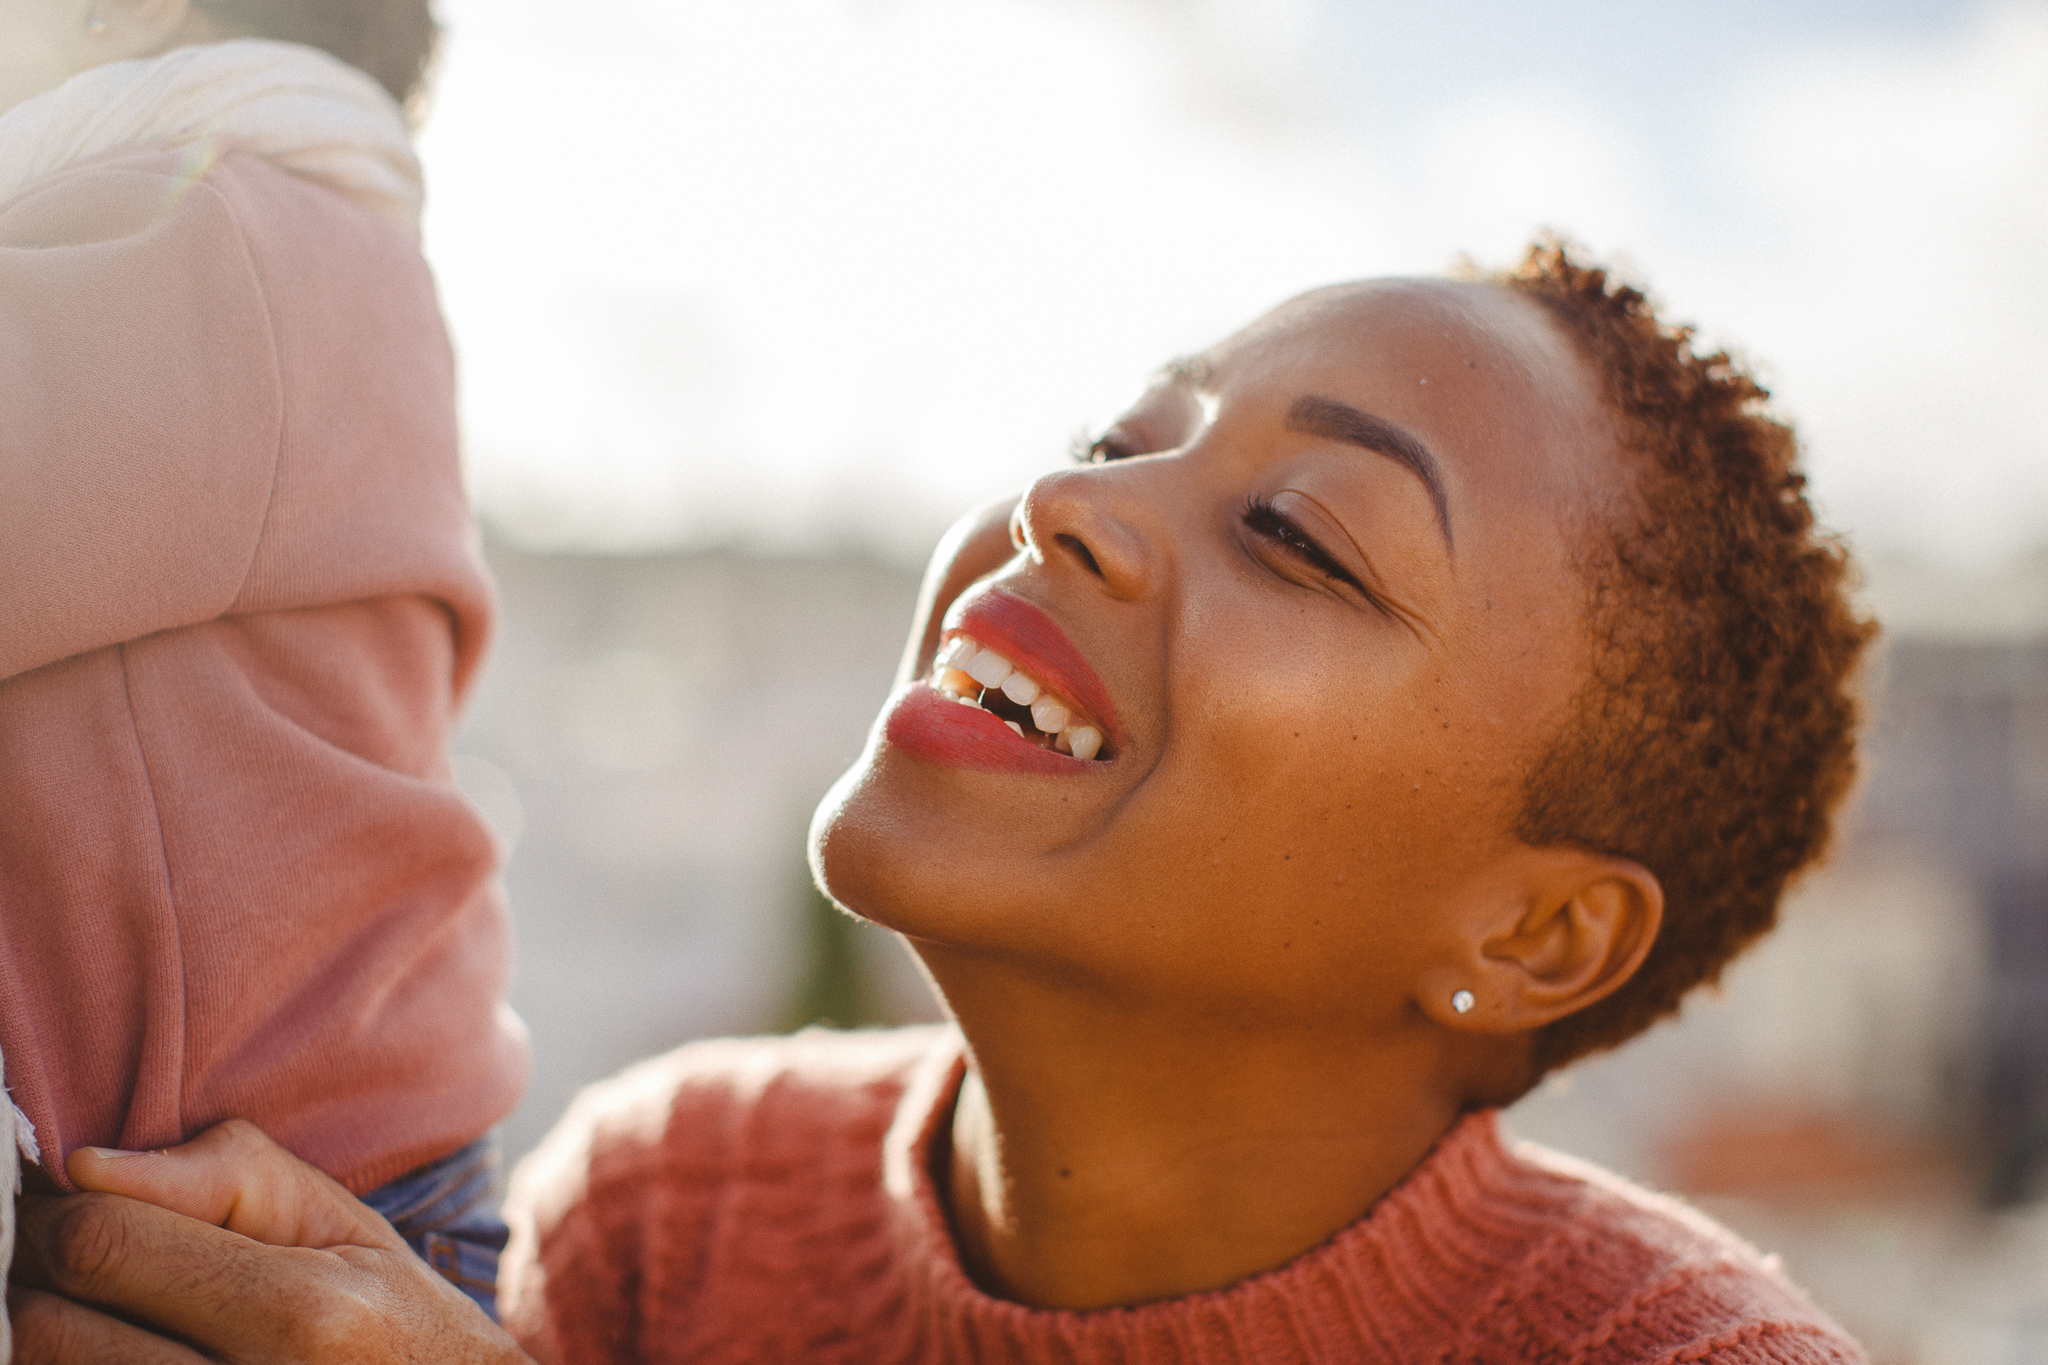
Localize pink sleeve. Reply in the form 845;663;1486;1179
0;152;283;682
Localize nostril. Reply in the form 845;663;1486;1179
1055;533;1103;579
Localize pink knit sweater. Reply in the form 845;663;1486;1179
501;1027;1864;1364
0;146;527;1192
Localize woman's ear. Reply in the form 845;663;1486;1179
1419;849;1663;1034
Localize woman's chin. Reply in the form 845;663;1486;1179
809;734;1058;948
815;740;942;933
812;749;960;939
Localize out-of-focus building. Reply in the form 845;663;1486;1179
452;540;937;1163
457;538;2048;1364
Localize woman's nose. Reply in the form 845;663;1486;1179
1013;464;1158;601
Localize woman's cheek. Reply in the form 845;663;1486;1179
1175;638;1473;887
898;494;1022;684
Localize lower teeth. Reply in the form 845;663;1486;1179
933;674;1102;759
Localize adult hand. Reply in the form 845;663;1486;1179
8;1120;532;1365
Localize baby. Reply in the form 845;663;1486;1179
0;0;525;1317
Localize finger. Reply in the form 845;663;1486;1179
17;1194;526;1365
7;1286;210;1365
67;1118;401;1252
899;492;1023;684
16;1186;393;1357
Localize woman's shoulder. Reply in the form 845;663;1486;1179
1431;1117;1867;1363
519;1025;952;1190
1;146;197;245
503;1028;951;1229
2;143;432;351
0;136;473;680
0;142;434;390
3;144;366;247
500;1026;954;1365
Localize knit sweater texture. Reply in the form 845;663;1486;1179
0;145;527;1192
501;1026;1865;1364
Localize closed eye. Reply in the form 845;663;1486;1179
1070;429;1141;464
1242;496;1368;596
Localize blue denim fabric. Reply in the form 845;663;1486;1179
357;1134;508;1321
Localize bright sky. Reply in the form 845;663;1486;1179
418;0;2048;568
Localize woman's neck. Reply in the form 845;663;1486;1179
925;947;1467;1312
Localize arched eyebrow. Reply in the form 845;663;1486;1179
1286;395;1452;548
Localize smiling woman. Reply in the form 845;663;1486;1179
11;244;1873;1365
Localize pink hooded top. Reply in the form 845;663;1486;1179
502;1027;1866;1365
0;122;527;1189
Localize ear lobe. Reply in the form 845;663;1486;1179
1427;854;1663;1034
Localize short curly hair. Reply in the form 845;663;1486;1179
1498;240;1876;1076
194;0;439;109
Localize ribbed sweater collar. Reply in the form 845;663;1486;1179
876;1031;1566;1362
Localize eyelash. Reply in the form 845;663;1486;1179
1075;439;1377;605
1241;496;1367;595
1070;431;1130;464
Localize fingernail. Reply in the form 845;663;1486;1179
77;1146;149;1160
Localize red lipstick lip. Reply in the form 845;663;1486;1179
884;686;1098;775
942;588;1125;750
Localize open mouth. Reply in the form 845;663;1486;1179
929;633;1111;762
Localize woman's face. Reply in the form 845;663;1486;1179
815;279;1622;1028
0;0;88;114
0;0;215;115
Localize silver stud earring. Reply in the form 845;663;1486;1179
1451;989;1475;1014
86;16;109;33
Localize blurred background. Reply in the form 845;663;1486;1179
418;1;2048;1360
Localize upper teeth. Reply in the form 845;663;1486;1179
931;635;1106;761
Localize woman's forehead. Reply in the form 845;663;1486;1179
1178;279;1618;513
1205;279;1579;394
